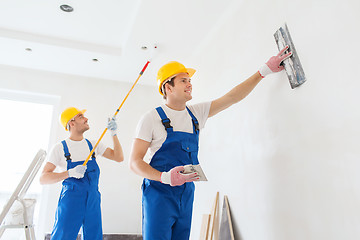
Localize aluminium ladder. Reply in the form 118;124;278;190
0;149;46;240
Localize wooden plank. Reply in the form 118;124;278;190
219;195;235;240
199;214;211;240
213;199;220;240
207;192;219;240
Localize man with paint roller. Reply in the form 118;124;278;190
40;107;124;240
129;46;292;240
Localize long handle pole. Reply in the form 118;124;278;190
83;60;151;166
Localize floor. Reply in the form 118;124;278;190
44;233;143;240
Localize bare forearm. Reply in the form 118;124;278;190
209;72;262;117
40;171;69;185
112;135;124;162
227;72;262;103
130;158;161;181
209;47;292;118
102;136;124;162
129;138;160;181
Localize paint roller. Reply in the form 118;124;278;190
82;44;158;166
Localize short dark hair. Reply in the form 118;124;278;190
163;77;176;99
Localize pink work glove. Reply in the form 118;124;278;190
258;46;292;78
161;166;199;186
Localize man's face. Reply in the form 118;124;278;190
167;72;192;101
69;113;89;133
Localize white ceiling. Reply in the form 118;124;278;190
0;0;238;86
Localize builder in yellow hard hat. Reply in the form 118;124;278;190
130;46;292;240
40;107;124;240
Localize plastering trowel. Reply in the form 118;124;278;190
274;23;306;89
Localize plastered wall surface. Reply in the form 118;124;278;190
190;0;360;239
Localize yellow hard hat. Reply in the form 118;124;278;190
60;107;86;131
156;61;196;95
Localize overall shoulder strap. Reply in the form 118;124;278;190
85;139;96;160
156;107;173;133
186;107;199;134
61;140;71;161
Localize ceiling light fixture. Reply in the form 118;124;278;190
92;58;99;62
60;5;74;12
25;48;32;51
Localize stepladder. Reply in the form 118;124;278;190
0;149;46;240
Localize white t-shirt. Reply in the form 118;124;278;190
47;138;107;172
135;102;211;159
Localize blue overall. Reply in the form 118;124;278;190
142;106;200;240
51;139;102;240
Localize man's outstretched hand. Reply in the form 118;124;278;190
258;46;292;78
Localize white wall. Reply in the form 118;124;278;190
190;0;360;239
0;64;161;238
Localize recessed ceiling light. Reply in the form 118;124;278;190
60;5;74;12
25;48;32;51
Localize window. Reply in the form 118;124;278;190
0;88;59;239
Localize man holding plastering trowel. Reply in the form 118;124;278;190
40;107;124;240
129;46;292;240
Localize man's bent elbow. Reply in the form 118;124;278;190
129;158;138;173
39;175;48;185
115;155;124;163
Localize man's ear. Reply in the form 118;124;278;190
69;121;75;130
164;83;172;95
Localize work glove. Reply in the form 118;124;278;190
258;46;292;78
107;117;117;136
161;166;199;186
68;165;87;179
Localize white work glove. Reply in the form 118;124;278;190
107;117;117;136
68;165;87;179
258;46;292;78
161;166;199;186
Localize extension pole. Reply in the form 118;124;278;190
83;47;156;166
